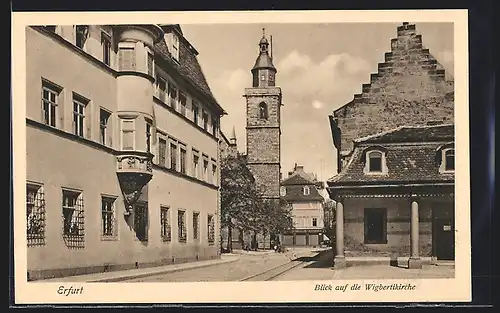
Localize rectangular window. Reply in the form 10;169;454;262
212;163;217;185
27;184;45;247
364;208;387;244
75;25;88;49
62;189;85;248
72;94;87;137
179;92;187;116
192;152;199;179
169;85;178;110
180;147;187;174
160;206;171;242
203;158;209;181
172;34;180;61
101;197;116;238
134;202;148;241
121;119;135;150
158;138;167;166
193;103;199;125
118;46;136;71
42;82;59;127
202;111;209;131
146;122;152;153
99;109;111;146
147;52;154;77
312;217;317;227
193;212;200;241
157;77;167;102
101;32;111;66
170;142;178;170
207;214;215;245
211;117;218;136
178;210;186;243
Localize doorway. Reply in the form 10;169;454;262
432;203;455;260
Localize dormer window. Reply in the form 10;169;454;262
363;148;388;175
437;143;455;173
368;151;383;172
303;186;310;196
172;33;180;61
440;148;455;172
280;186;286;197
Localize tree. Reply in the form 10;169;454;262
323;199;336;249
256;197;293;247
220;154;261;252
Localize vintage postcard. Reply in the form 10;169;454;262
12;9;470;304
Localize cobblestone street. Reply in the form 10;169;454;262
124;249;317;282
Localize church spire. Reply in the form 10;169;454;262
229;125;237;146
251;28;277;87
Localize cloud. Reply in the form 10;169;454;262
312;100;324;109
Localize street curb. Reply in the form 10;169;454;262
90;257;239;283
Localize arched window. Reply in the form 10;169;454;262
303;186;310;196
368;151;383;172
259;102;268;119
444;148;455;171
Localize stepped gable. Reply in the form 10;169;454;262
330;22;455;157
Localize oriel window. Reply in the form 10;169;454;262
146;122;152;153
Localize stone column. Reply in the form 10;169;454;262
334;200;346;269
408;198;422;269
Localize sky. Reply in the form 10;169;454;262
181;22;454;182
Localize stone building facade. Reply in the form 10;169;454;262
25;24;225;280
329;22;455;173
244;31;283;201
327;22;455;269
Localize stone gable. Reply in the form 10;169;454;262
330;22;454;166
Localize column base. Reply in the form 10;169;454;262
334;256;347;269
407;257;422;269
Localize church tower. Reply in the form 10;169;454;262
244;29;283;201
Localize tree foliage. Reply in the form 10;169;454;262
323;199;336;245
220;154;294;248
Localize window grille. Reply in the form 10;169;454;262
193;212;200;241
207;214;215;245
101;197;116;238
62;190;85;249
160;207;171;242
178;210;187;243
27;184;45;247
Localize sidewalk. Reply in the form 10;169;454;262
36;255;240;283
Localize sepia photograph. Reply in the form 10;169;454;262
12;10;470;304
